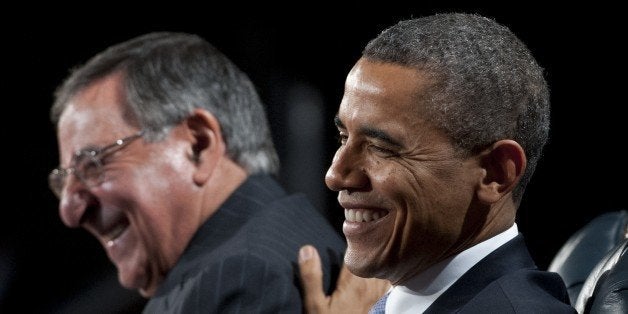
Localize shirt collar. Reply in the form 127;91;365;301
386;223;519;314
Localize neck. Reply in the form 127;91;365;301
472;196;517;246
199;157;248;222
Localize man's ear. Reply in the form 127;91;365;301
184;108;226;185
476;140;527;204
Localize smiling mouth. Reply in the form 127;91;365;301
104;219;129;247
344;208;390;222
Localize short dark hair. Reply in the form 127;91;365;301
363;13;549;203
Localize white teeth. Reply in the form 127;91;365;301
363;211;371;221
346;209;356;221
355;211;363;222
344;209;388;222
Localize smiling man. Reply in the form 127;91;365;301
49;32;346;313
330;58;488;285
298;13;576;313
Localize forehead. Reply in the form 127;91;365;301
339;58;432;130
57;72;136;154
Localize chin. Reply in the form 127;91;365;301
345;251;382;279
139;286;155;298
116;266;151;295
120;275;156;298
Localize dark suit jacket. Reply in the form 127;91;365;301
143;175;346;313
425;235;576;313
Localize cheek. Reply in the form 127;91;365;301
139;146;195;197
107;150;196;233
125;156;197;261
380;161;468;247
404;163;476;244
133;156;195;216
372;162;433;218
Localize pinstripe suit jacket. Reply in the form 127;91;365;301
143;175;346;313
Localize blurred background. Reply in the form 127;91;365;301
2;4;626;313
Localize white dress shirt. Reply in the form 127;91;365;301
386;223;519;314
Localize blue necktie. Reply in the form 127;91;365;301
369;292;390;314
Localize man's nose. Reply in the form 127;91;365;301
58;175;91;228
325;145;369;192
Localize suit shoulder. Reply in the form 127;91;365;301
462;269;576;313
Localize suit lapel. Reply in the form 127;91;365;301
424;234;536;313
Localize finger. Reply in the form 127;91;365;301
299;245;328;313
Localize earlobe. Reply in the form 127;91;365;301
476;140;527;204
185;109;226;185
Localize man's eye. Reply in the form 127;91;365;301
81;159;102;177
336;134;348;145
368;145;397;156
75;152;102;179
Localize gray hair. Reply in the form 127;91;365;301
51;32;279;175
363;13;550;203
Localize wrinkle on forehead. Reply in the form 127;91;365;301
345;58;429;101
57;72;136;164
340;59;440;151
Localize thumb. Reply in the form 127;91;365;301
299;245;328;313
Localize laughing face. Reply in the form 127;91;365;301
326;58;486;285
55;72;203;297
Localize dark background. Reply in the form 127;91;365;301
2;4;626;313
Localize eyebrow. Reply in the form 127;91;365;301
334;115;404;149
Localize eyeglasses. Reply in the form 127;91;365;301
48;131;144;199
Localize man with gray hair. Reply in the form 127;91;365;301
48;32;346;313
298;13;576;313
